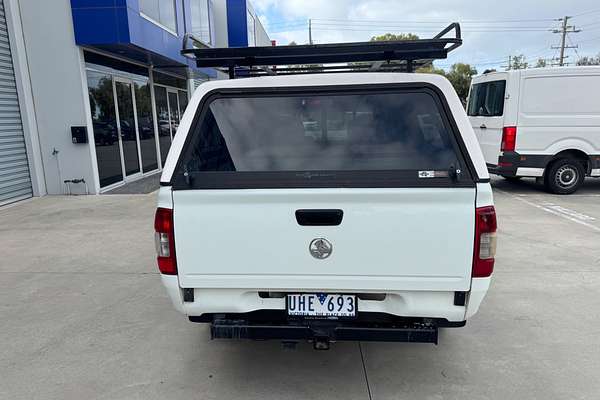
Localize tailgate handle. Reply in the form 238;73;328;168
295;209;343;226
480;124;487;129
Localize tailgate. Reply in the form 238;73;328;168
173;188;475;291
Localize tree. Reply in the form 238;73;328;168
416;63;477;104
445;63;478;103
370;33;419;42
576;53;600;66
415;64;446;76
534;58;547;68
508;54;528;70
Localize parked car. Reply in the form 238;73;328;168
468;66;600;194
154;72;497;348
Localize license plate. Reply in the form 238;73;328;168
287;294;356;318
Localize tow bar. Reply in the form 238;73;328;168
209;317;439;348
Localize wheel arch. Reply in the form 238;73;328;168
548;149;590;173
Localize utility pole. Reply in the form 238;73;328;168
551;16;580;66
308;19;313;45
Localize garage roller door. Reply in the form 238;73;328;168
0;0;32;206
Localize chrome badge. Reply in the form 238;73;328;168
309;238;333;260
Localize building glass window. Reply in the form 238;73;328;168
87;71;122;187
139;0;177;33
191;0;212;45
155;86;171;165
134;80;159;172
247;11;256;46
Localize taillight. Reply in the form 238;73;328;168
501;126;517;152
154;208;177;275
473;206;497;278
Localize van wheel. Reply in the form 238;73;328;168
544;158;585;194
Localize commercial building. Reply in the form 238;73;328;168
0;0;270;205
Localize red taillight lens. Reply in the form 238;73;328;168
501;126;517;152
473;206;497;278
154;208;177;275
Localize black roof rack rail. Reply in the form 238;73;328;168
182;22;461;79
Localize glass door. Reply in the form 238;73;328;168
88;71;123;187
167;89;181;138
114;79;142;178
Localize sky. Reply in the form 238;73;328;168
251;0;600;72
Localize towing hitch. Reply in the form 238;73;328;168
209;317;439;346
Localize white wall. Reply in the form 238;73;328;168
10;0;97;194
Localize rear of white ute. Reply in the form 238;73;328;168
155;73;496;348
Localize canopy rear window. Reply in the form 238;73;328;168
173;86;474;189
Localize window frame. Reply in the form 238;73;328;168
169;83;480;190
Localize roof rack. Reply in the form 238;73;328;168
182;23;461;79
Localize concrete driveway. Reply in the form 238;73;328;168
1;177;600;399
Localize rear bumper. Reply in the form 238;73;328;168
202;313;455;344
160;275;491;322
489;152;600;178
487;152;550;177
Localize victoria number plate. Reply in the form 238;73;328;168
287;294;356;318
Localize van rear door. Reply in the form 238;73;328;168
468;76;507;166
170;85;477;292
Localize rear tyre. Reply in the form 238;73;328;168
544;158;585;195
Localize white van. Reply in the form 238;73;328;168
468;66;600;194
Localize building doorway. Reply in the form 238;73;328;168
87;70;160;189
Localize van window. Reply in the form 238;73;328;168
467;80;506;117
174;88;473;189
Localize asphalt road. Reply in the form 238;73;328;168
1;177;600;399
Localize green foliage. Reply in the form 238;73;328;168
508;54;528;70
446;63;478;102
418;63;477;103
370;33;420;42
534;58;547;68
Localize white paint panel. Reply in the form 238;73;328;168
521;75;600;117
173;187;476;292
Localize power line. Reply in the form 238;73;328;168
567;34;582;62
572;8;600;18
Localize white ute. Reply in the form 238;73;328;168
155;31;496;348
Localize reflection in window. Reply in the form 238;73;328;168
139;0;177;32
178;91;189;115
182;92;461;173
246;11;256;46
154;86;171;165
135;80;159;172
191;0;212;45
87;71;123;187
